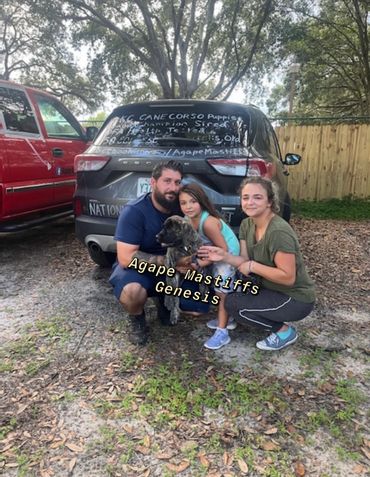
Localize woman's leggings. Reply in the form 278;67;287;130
225;288;314;333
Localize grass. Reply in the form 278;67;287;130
292;197;370;220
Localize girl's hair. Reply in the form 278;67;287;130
179;183;221;218
238;177;280;213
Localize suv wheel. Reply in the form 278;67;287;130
87;242;116;267
282;193;291;222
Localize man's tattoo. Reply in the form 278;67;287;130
132;251;164;265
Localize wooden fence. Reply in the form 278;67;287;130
275;124;370;200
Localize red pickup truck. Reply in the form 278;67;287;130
0;80;97;232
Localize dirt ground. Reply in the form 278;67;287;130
0;216;369;477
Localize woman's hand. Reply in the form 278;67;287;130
197;245;227;262
238;260;253;276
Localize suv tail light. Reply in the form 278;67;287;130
207;157;267;177
74;154;111;172
74;197;82;217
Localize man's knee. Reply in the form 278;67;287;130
119;283;147;311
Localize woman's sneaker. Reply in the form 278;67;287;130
206;318;237;330
204;328;231;350
256;326;297;351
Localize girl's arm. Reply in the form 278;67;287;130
196;216;227;267
238;251;296;286
197;239;248;268
203;216;227;249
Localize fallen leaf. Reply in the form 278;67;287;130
363;438;370;448
84;375;95;382
166;460;190;473
260;440;280;451
198;453;210;468
360;447;370;460
155;451;174;460
68;458;77;472
180;440;198;452
294;461;305;476
353;464;368;474
0;443;14;452
143;435;151;448
237;458;249;474
264;427;278;435
122;424;134;434
65;442;84;453
5;463;19;468
49;440;64;449
16;404;28;415
136;445;150;455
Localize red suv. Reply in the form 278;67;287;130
0;80;96;232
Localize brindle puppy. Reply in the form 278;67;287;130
156;215;203;324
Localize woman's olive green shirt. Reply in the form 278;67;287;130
239;215;316;303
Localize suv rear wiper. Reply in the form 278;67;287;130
154;136;203;147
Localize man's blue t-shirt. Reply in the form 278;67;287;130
114;193;172;255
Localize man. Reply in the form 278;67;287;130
109;160;185;345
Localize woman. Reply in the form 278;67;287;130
197;177;315;351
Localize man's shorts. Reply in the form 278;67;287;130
109;263;211;313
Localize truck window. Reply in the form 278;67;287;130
35;95;83;139
0;86;39;134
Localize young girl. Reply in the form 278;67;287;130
178;183;240;350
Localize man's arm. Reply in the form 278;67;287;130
117;242;164;268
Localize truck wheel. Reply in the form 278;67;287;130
282;193;291;222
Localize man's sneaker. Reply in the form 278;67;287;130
207;318;237;330
156;297;174;326
128;313;149;345
256;326;298;351
204;328;231;350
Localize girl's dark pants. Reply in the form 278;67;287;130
225;288;314;332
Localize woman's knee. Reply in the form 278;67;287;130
225;293;240;316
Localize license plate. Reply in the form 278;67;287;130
137;177;152;196
88;200;123;217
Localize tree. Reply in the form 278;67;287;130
268;0;370;117
34;0;283;101
0;0;103;113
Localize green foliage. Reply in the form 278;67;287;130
268;0;370;117
1;0;104;112
0;417;17;440
11;0;293;102
292;198;370;220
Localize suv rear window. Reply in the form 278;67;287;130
95;103;250;148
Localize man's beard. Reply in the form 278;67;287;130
152;189;178;211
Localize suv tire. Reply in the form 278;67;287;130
87;242;116;267
282;193;291;222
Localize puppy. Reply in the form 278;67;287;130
156;215;203;324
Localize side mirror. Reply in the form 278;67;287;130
85;126;99;142
283;153;301;166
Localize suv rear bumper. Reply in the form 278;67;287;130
75;215;117;251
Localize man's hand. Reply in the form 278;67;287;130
175;255;193;274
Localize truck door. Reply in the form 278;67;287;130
0;85;53;218
31;93;88;206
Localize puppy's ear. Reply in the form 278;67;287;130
171;215;184;223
